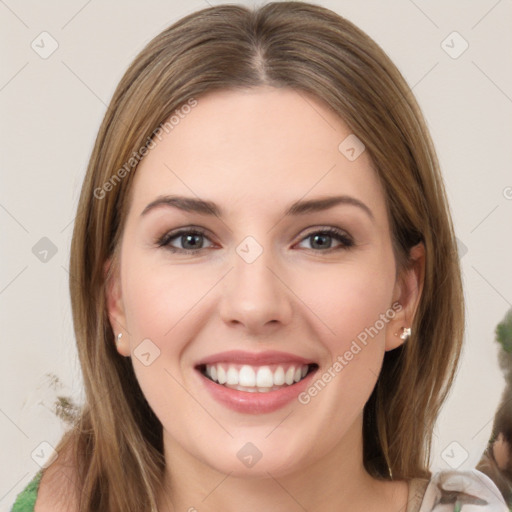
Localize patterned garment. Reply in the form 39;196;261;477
414;469;509;511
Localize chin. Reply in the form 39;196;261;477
192;434;313;479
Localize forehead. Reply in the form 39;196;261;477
127;87;387;221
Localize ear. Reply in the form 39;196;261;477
104;258;131;357
385;242;425;352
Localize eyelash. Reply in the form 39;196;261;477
155;226;354;254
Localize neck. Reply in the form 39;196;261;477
157;414;408;512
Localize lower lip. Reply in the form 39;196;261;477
197;368;317;414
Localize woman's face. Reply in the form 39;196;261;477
106;86;421;478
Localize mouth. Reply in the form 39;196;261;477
194;350;319;413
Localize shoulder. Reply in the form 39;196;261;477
33;441;80;512
417;469;509;512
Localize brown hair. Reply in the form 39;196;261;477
54;2;464;510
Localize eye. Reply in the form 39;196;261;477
296;227;354;252
156;228;214;253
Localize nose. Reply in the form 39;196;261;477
218;240;293;334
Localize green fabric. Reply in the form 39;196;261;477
10;471;42;512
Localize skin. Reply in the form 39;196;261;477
106;86;425;512
494;432;510;470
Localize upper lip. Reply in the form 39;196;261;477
195;350;316;367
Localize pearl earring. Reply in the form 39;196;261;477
116;333;123;344
399;327;411;340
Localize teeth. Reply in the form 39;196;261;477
217;366;227;384
256;367;273;387
226;367;239;385
273;366;285;385
204;363;311;391
239;365;256;387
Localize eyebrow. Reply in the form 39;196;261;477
140;194;374;220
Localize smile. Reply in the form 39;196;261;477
195;350;319;414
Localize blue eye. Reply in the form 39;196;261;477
156;226;354;254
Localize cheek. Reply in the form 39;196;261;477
296;257;396;353
121;253;205;344
120;258;208;426
293;255;396;407
294;266;394;435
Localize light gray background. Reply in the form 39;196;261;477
1;0;511;508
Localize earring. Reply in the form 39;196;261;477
116;333;123;344
399;327;411;341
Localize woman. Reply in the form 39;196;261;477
11;2;508;511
